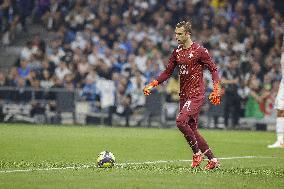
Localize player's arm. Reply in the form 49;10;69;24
143;50;177;96
200;47;222;105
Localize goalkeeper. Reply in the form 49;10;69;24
144;21;222;170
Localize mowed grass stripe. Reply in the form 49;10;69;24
0;156;276;173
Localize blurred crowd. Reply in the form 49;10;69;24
0;0;283;127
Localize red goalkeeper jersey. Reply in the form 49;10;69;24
157;42;220;100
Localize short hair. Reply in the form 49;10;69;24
176;21;192;34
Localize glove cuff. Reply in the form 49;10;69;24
213;81;221;92
150;80;159;87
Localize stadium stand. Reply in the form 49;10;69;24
0;0;283;129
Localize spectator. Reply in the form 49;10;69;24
20;41;34;61
1;0;283;127
81;74;100;102
55;61;71;81
41;0;63;31
129;70;146;108
245;77;265;119
222;59;241;128
135;47;148;73
0;71;9;100
95;58;112;80
30;79;44;101
1;0;20;45
108;81;132;127
17;59;31;79
40;69;54;89
12;78;31;103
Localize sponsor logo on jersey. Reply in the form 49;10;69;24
179;64;189;75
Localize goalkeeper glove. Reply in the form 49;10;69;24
143;80;159;96
209;81;222;105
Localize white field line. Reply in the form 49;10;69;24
0;156;277;174
117;156;276;166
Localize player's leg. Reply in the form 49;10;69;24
276;110;284;146
176;99;204;168
189;114;214;159
268;109;284;148
268;85;284;148
189;114;220;170
176;105;199;154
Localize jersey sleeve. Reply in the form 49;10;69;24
156;50;177;84
199;47;220;84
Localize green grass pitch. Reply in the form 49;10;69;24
0;124;283;189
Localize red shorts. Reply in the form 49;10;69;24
178;97;205;129
179;96;205;113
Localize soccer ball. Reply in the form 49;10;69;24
96;151;116;168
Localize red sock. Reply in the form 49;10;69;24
193;130;215;160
